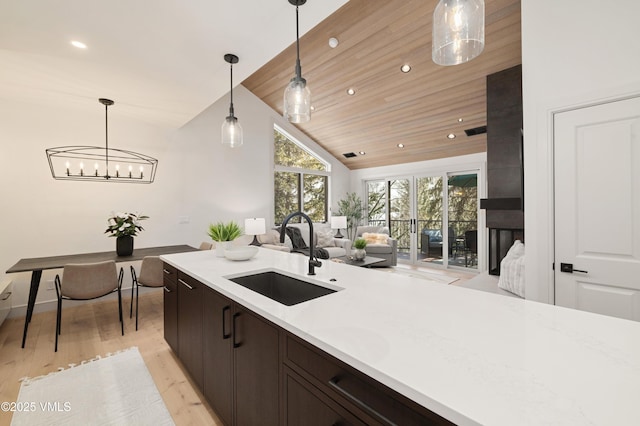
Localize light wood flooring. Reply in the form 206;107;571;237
0;290;221;426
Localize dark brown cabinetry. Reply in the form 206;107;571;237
166;265;453;426
203;288;233;425
202;286;280;426
283;333;454;426
284;366;366;426
177;271;203;390
232;304;280;426
162;263;178;353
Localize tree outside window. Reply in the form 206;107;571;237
274;126;329;224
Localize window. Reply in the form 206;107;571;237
274;125;329;224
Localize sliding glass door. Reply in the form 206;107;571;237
417;176;444;265
365;170;479;270
447;174;478;269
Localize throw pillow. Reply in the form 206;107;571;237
257;229;278;245
362;232;389;245
315;229;335;248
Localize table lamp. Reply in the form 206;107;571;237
330;216;347;238
245;218;266;246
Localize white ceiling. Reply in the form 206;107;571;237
0;0;348;127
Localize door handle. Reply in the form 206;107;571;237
163;286;171;293
328;377;396;426
232;312;241;348
178;278;194;290
222;306;231;339
560;263;588;274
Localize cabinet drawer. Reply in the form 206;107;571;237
284;334;453;426
284;366;366;426
162;263;177;284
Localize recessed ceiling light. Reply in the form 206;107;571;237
310;105;316;111
347;88;356;96
70;40;87;49
400;64;411;73
458;118;464;122
397;143;405;148
358;151;366;155
447;133;456;139
328;37;339;48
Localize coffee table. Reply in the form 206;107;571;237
332;255;386;268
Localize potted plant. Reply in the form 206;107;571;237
337;192;364;241
353;238;367;261
208;221;243;257
105;212;149;256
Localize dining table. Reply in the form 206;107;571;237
6;244;198;348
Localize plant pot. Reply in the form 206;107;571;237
215;241;231;258
116;236;134;256
353;248;366;261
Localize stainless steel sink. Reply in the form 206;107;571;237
227;271;338;306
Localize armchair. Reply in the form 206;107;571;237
355;226;397;266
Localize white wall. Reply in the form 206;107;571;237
0;87;350;314
174;84;351;247
349;153;486;189
0;98;185;313
522;0;640;302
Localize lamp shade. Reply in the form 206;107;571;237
330;216;347;229
221;116;243;148
432;0;484;66
244;218;266;235
283;77;311;123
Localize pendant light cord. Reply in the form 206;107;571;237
104;102;109;174
229;61;235;118
295;4;302;80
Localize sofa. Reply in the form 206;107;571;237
355;225;397;267
258;223;351;259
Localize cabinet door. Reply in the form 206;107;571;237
233;305;280;426
162;263;178;353
203;287;233;426
177;272;204;390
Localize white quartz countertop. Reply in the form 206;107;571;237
161;248;640;426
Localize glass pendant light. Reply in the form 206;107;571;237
222;53;243;147
432;0;485;66
283;0;311;123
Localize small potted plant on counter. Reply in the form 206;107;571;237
208;221;243;257
353;238;367;261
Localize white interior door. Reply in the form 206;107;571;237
554;96;640;321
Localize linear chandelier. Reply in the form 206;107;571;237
46;98;158;183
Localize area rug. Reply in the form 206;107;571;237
384;266;459;284
11;347;174;426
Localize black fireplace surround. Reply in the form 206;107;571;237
480;65;524;275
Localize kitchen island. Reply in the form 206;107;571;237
161;247;640;426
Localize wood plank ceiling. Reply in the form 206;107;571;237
242;0;521;170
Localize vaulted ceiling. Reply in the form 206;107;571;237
243;0;521;169
0;0;348;127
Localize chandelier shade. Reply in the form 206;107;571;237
45;98;158;183
222;53;243;148
432;0;485;66
283;0;311;123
